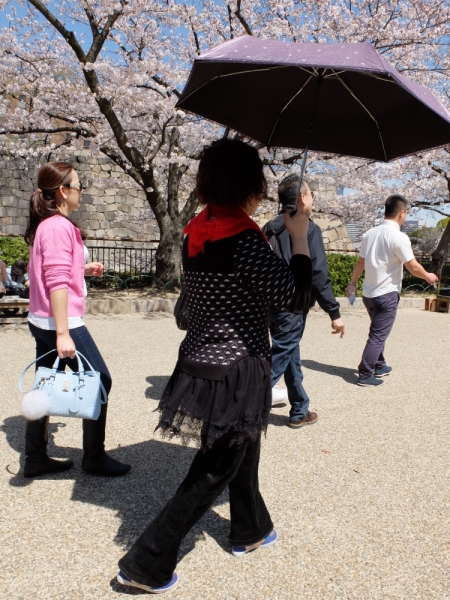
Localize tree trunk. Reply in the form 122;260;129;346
430;218;450;278
154;215;184;284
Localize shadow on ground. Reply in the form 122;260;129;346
301;359;358;384
1;415;231;582
145;376;170;400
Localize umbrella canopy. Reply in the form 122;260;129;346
176;36;450;162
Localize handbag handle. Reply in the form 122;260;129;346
18;349;107;402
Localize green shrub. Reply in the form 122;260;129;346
0;236;29;266
326;253;363;297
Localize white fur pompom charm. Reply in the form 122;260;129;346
21;389;51;420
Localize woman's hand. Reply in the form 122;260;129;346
283;198;310;257
56;332;76;359
85;262;104;277
283;199;309;240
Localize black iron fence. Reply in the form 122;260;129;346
86;245;158;290
85;245;449;293
403;257;450;291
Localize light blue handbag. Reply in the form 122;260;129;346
18;349;107;420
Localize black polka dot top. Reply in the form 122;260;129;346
178;230;312;381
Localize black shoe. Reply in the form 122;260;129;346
82;454;131;477
357;375;385;387
24;457;73;478
375;365;392;378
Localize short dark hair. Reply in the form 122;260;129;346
385;194;408;218
278;174;310;206
11;259;27;278
195;139;267;209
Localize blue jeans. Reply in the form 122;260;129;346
358;292;400;380
269;309;309;421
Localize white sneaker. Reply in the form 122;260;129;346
272;386;288;407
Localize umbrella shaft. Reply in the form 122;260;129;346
294;72;323;213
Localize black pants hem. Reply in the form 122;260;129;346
118;432;272;588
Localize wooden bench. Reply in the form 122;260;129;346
0;296;29;324
424;295;450;313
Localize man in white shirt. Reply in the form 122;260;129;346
347;195;438;387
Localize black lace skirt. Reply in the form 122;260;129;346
156;356;271;449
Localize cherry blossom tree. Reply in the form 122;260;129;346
1;0;450;279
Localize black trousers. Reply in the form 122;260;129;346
118;432;273;588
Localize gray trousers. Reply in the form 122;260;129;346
358;291;400;380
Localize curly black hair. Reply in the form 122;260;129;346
195;138;267;209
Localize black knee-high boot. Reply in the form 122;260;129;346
82;403;131;477
24;417;73;478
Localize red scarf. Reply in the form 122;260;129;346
184;205;268;257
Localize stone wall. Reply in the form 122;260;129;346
1;153;354;252
0;150;159;246
254;179;354;252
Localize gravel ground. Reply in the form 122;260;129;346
1;308;449;600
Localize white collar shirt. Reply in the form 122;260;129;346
359;220;415;298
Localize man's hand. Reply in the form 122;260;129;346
425;272;439;286
345;283;357;298
331;318;345;338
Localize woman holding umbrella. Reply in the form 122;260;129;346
117;138;312;594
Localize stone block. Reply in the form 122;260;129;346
2;224;21;235
327;228;339;243
86;298;131;315
81;194;94;205
18;200;29;210
92;165;101;173
105;189;115;196
100;164;111;172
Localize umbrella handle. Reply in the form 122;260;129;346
286;70;324;217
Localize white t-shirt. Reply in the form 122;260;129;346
359;220;414;298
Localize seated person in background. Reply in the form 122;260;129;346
5;259;28;296
0;259;6;296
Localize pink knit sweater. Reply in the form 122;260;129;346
29;215;86;317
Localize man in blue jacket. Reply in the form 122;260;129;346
263;174;345;429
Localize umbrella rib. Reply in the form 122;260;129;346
177;66;289;106
334;72;388;162
266;75;313;147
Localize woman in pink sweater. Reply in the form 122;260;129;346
24;161;131;478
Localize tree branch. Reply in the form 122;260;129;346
234;0;253;35
85;1;127;63
27;0;87;63
0;126;95;137
180;189;199;226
